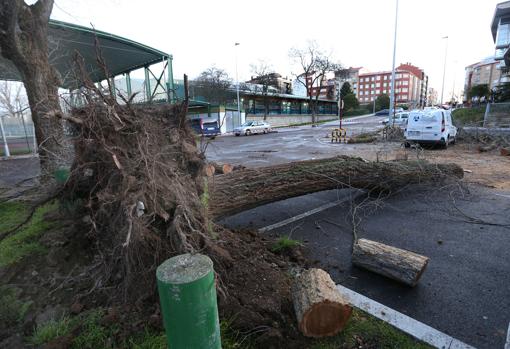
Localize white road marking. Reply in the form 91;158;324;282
494;193;510;199
336;285;477;349
258;191;364;233
505;322;510;349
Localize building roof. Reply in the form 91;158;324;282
491;1;510;41
0;19;171;89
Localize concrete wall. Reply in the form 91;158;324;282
246;114;337;127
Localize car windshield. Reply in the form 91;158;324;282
241;121;254;126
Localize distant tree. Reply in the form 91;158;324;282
342;93;359;112
375;94;390;112
290;41;342;126
340;81;353;98
468;84;490;99
250;60;274;120
0;81;29;118
193;67;233;105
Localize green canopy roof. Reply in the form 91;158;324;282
0;19;171;89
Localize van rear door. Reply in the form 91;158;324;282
420;111;442;141
406;112;424;140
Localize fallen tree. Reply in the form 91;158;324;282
208;157;464;219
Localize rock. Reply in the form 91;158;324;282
35;305;66;326
70;302;83;314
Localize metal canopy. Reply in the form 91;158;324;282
0;19;172;89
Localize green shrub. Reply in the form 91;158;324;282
452;107;485;126
271;236;302;252
29;317;72;345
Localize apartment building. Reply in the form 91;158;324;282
464;57;501;98
491;1;510;84
357;63;428;108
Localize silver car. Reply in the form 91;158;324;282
382;112;409;128
234;121;271;136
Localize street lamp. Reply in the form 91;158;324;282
440;36;449;105
234;42;241;122
389;0;399;121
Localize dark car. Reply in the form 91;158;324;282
190;118;220;137
375;109;389;116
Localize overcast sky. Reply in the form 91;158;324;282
51;0;502;100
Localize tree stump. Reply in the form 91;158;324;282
210;162;234;175
352;239;429;287
292;268;352;337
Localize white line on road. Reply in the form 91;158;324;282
258;191;364;233
336;285;477;349
504;322;510;349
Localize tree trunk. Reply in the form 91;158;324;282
208;156;464;219
352;238;429;287
292;268;352;337
0;0;68;177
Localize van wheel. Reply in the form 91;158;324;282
451;136;456;145
441;138;448;149
403;141;411;148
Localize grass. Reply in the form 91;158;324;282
29;316;72;345
311;309;432;349
0;201;57;267
452;107;485;126
271;236;303;252
0;201;30;234
0;286;32;328
348;132;378;144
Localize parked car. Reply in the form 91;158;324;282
234;121;271;136
375;107;403;116
190;117;221;137
382;112;409;128
404;109;457;148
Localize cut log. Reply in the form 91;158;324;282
352;238;429;287
501;147;510;156
292;268;352;337
209;156;464;219
210;162;234;175
205;164;216;177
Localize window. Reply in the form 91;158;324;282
371;90;375;95
402;87;408;92
383;82;387;87
376;76;381;81
496;17;510;48
371;83;375;88
371;77;375;81
360;90;364;96
383;76;387;80
403;80;408;86
376;83;380;87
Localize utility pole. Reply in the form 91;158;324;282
440;36;449;105
389;0;399;121
337;80;344;129
235;42;241;123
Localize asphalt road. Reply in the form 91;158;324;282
222;185;510;349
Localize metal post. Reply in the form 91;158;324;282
235;43;241;121
144;67;151;102
157;254;221;349
373;99;376;114
18;99;31;152
440;36;449;105
389;0;399;121
0;115;10;157
167;56;175;102
125;72;132;97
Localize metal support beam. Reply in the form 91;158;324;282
167;55;175;102
144;67;151;102
126;72;132;97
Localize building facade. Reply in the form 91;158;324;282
491;1;510;84
246;73;293;94
464;57;501;100
357;63;428;108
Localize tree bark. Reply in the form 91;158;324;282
292;268;352;337
208;156;464;219
352;238;429;287
0;0;68;177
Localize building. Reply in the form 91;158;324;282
246;73;292;94
335;67;364;98
491;1;510;83
357;63;428;108
463;57;501;100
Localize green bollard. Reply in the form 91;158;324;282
156;253;221;349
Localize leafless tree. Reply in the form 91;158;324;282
0;0;68;178
249;60;276;120
192;66;233;105
290;41;342;126
0;81;28;117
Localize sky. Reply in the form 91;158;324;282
50;0;502;101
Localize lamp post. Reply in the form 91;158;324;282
235;42;241;121
440;36;449;105
389;0;399;121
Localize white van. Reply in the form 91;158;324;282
404;108;457;148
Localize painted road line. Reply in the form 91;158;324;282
336;285;477;349
505;322;510;349
258;191;364;233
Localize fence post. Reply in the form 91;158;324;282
156;253;221;349
483;103;490;127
